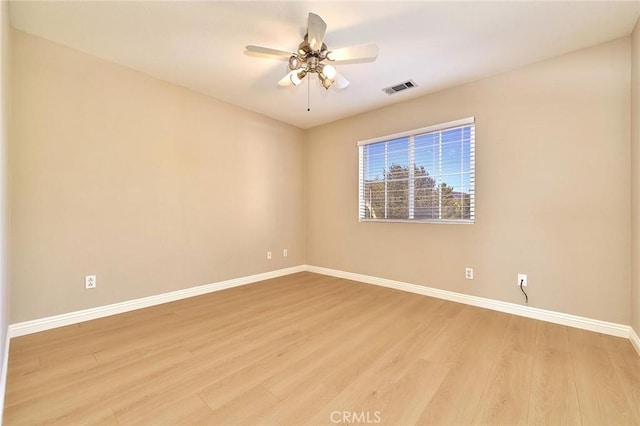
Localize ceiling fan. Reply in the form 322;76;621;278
246;13;379;90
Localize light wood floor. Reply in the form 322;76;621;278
4;272;639;425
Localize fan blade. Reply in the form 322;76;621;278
246;45;293;58
307;13;327;52
335;73;350;89
326;44;379;62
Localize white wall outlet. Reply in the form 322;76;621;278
283;249;288;257
518;273;528;287
465;268;473;279
85;275;96;289
267;251;272;260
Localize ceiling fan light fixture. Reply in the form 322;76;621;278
291;69;307;86
320;74;333;90
321;64;336;80
288;55;301;71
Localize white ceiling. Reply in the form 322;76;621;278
9;1;640;129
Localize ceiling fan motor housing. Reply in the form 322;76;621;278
293;37;328;71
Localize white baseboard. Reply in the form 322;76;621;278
0;328;9;424
630;328;640;356
305;265;634;340
8;265;306;338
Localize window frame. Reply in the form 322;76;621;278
358;117;475;224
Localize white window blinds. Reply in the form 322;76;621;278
358;117;475;223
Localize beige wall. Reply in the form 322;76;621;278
10;30;305;322
306;38;631;324
1;0;11;377
8;28;637;328
632;19;640;335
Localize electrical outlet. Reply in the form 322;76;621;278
267;251;272;260
283;249;288;257
518;273;528;287
85;275;96;289
465;268;473;279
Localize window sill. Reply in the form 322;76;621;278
359;218;474;225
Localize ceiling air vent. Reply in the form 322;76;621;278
382;80;418;95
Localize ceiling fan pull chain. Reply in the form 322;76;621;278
307;75;311;112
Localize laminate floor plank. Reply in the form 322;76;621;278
305;319;451;425
417;307;511;426
5;348;193;424
527;321;582;426
254;297;436;425
602;335;640;423
113;288;381;421
568;328;638;426
114;394;217;426
470;316;537;426
198;291;412;418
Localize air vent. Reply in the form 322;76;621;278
382;80;418;95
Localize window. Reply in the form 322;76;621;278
358;117;475;223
